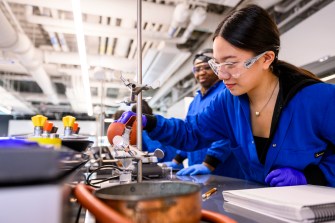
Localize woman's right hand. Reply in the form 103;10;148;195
115;111;147;127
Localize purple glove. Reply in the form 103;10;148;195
116;111;147;127
163;161;183;170
265;167;307;187
176;164;211;176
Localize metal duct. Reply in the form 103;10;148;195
181;7;207;43
0;8;59;104
11;0;222;32
43;51;136;73
168;3;190;38
25;11;190;43
274;0;303;13
277;0;319;29
149;36;212;106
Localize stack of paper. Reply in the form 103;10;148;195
223;185;335;222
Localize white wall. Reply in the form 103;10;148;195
166;97;193;119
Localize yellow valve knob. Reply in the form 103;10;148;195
62;115;76;127
31;115;47;127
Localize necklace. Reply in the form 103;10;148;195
253;80;279;117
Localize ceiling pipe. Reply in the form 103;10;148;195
274;0;303;13
149;36;212;106
7;0;178;26
180;7;207;43
25;10;187;44
43;51;137;73
28;11;212;47
277;0;319;29
10;0;222;32
0;7;59;104
1;0;24;33
167;3;190;38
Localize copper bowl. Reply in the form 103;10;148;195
74;182;237;223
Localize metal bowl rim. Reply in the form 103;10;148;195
94;181;201;201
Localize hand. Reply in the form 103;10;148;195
163;161;183;170
176;164;211;176
116;111;147;127
265;167;307;187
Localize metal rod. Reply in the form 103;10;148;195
136;0;143;183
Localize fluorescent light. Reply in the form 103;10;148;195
71;0;93;116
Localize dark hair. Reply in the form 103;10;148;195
193;48;213;64
213;4;320;81
113;110;125;120
131;100;153;115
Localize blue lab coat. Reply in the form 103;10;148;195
148;75;335;186
176;81;244;178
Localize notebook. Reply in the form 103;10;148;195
222;185;335;223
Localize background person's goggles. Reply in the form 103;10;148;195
192;64;212;74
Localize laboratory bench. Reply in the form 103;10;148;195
0;145;286;223
175;174;288;223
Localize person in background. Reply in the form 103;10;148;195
116;4;335;187
131;100;178;162
164;49;244;178
113;110;125;120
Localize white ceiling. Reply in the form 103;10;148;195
0;0;334;118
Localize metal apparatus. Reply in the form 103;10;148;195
99;0;163;185
109;132;165;183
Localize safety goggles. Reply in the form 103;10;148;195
192;64;212;74
208;51;267;78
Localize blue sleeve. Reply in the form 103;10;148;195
148;91;231;151
318;85;335;187
206;139;232;163
176;150;187;158
142;131;161;153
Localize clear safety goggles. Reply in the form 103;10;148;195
208;51;267;78
192;64;212;74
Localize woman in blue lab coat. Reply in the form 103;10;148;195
164;49;244;179
117;5;335;187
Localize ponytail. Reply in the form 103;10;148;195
272;60;321;82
